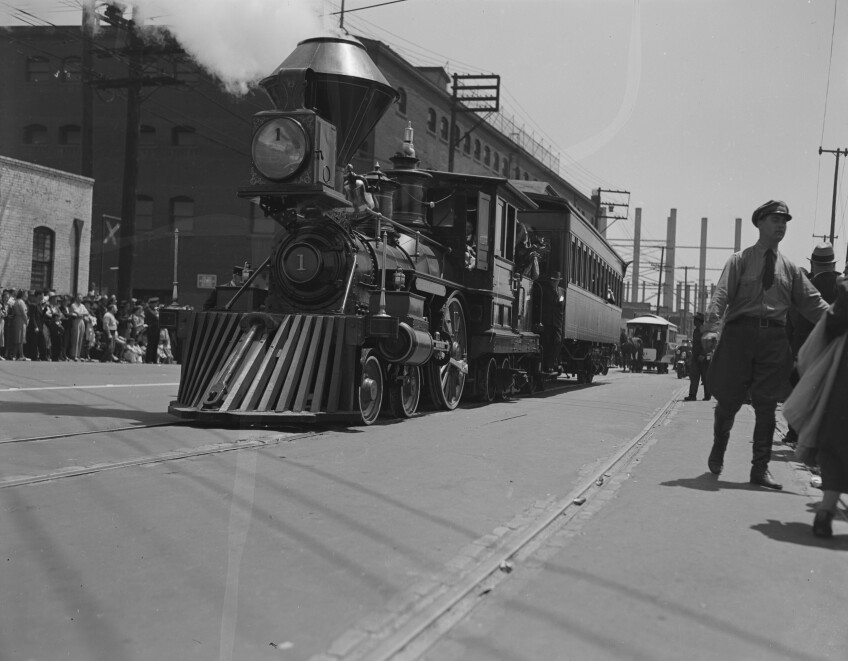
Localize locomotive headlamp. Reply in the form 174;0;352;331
252;116;310;181
393;268;406;290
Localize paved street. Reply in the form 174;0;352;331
0;362;845;661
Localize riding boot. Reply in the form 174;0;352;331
750;403;780;489
709;402;735;474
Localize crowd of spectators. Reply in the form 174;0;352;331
0;287;177;365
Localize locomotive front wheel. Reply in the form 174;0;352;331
427;293;468;410
387;364;421;418
359;354;384;425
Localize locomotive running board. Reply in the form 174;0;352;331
169;311;362;425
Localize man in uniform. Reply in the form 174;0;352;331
702;200;829;489
684;312;711;401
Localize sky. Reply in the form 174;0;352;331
3;0;848;295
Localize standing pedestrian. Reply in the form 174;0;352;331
784;275;848;537
701;200;829;489
8;289;28;360
684;312;711;401
143;298;160;364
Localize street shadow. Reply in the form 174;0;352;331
660;473;800;495
750;519;848;550
0;400;173;425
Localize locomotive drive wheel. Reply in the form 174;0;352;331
358;353;384;425
427;293;468;410
478;356;498;403
387;364;421;418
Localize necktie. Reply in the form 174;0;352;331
762;249;775;290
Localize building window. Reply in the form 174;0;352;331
170;196;194;232
439;117;449;141
502;159;509;177
26;56;51;82
31;227;55;290
140;125;156;145
514;165;521;179
427;108;437;133
493;153;500;171
397;87;407;115
483;146;491;166
171;126;196;146
173;59;200;82
23;124;48;144
523;172;529;180
463;134;471;154
473;139;481;161
136;195;154;232
60;56;82;83
59;125;81;145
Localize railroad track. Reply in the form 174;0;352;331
317;387;685;661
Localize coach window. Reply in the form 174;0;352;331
170;196;194;232
59;125;81;145
24;124;48;144
136;195;154;232
172;126;196;146
26;56;51;82
427;108;437;133
571;237;578;282
396;87;407;115
31;227;55;290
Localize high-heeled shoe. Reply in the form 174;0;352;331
813;510;834;539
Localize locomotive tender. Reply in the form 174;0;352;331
167;36;625;426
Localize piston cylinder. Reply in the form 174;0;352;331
377;322;434;365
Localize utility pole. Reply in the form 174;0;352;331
655;246;665;315
95;3;185;301
819;146;847;245
80;0;94;178
447;73;500;172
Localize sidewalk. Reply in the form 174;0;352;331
426;395;848;661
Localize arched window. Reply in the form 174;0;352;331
170;196;194;232
493;153;500;171
26;56;51;82
523;172;529;180
463;134;471;154
136;195;154;232
23;124;48;144
60;56;82;83
502;159;509;177
31;227;55;290
396;87;407;115
473;139;481;160
140;125;156;145
171;126;196;146
59;125;81;145
451;124;460;149
514;165;521;179
427;108;437;133
439;117;449;141
483;146;491;166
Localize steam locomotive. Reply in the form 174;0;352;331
166;36;624;426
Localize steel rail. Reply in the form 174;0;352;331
337;385;687;661
0;431;321;489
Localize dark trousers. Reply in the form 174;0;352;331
688;356;711;398
707;323;792;473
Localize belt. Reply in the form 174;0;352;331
728;316;785;328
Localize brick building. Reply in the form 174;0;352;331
1;26;604;308
0;155;93;294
